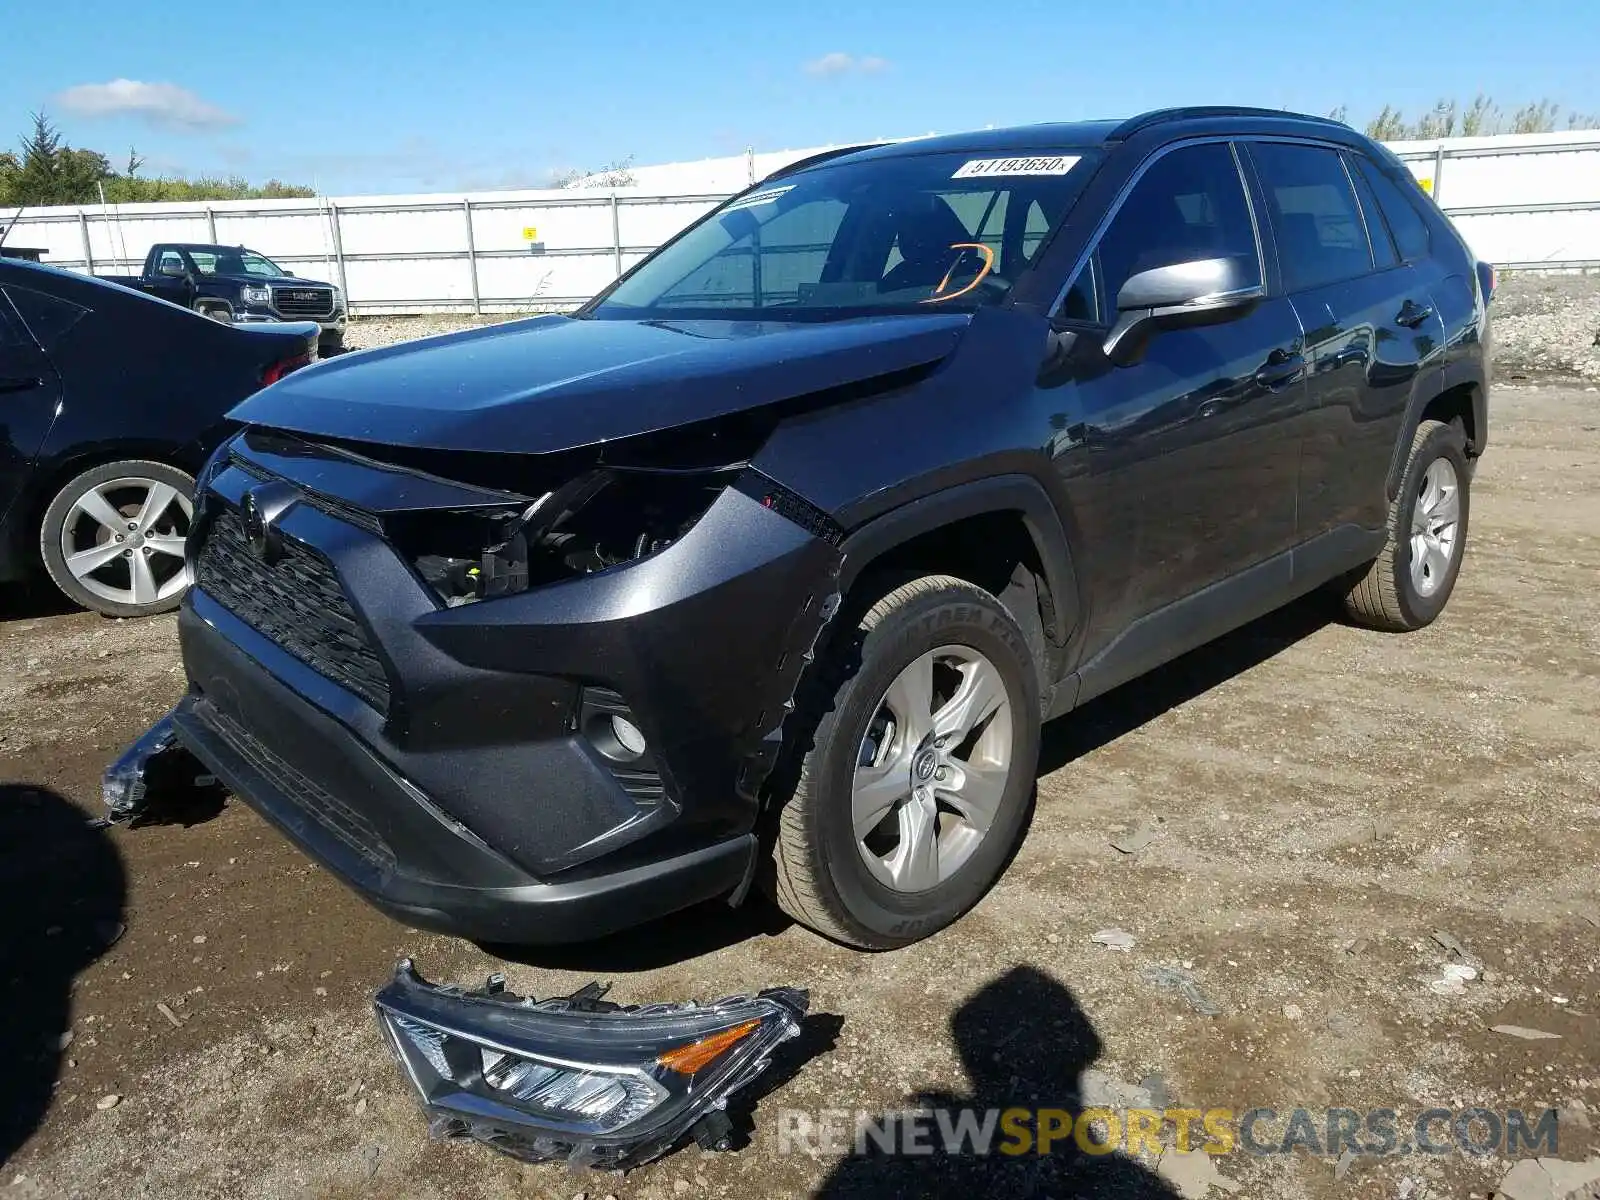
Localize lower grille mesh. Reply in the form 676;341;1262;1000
193;697;396;877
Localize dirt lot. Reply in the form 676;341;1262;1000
4;303;1600;1199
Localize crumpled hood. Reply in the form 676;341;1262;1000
228;312;971;454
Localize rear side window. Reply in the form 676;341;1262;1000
4;286;89;352
1345;157;1400;271
1061;141;1261;320
1353;156;1432;262
1251;142;1373;291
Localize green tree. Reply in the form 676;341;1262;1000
1510;100;1560;134
1;111;316;207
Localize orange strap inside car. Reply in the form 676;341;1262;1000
921;243;995;304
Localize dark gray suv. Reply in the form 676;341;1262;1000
112;107;1491;951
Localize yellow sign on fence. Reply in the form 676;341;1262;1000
522;226;539;241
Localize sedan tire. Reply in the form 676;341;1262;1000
39;460;196;618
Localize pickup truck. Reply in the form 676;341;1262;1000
99;243;346;352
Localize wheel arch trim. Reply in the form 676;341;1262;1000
837;473;1080;646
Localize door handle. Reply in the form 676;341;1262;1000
0;376;43;395
1396;300;1434;328
1253;353;1304;390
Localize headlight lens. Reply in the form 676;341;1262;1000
375;960;808;1168
241;284;271;304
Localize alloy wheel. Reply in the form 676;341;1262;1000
1409;457;1461;598
58;477;193;608
852;645;1014;893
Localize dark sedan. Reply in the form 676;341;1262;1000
0;259;318;616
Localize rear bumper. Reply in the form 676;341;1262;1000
172;602;757;943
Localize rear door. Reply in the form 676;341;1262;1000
0;290;64;534
1245;140;1445;540
1044;140;1307;659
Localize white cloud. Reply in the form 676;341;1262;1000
803;52;890;78
55;79;239;132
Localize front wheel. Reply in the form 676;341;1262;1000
38;461;196;618
766;575;1041;949
1341;418;1471;631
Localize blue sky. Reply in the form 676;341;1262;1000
6;0;1599;195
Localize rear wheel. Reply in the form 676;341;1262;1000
38;460;196;618
767;575;1041;949
1341;418;1470;631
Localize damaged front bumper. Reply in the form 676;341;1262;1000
375;960;808;1169
120;428;844;944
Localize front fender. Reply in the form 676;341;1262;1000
836;473;1080;649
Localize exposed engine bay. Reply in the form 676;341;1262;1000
401;466;742;606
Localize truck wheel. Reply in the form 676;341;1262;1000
196;303;231;323
39;461;196;618
1341;419;1471;631
767;575;1041;949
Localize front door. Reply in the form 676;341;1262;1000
1041;140;1307;667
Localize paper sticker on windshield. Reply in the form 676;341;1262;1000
952;156;1080;179
724;185;795;212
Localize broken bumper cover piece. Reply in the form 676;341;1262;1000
101;709;212;823
374;960;808;1169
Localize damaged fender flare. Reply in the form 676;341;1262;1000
837;472;1080;649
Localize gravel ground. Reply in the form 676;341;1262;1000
3;300;1600;1200
1484;273;1600;381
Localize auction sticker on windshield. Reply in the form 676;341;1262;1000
952;156;1080;178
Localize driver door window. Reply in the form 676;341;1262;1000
1059;142;1261;322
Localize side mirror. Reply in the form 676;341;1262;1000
1103;257;1263;363
158;262;187;279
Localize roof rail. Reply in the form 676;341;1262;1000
764;143;884;181
1108;107;1348;142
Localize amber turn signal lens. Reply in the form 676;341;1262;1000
655;1019;761;1075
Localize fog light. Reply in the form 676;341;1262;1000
610;714;646;757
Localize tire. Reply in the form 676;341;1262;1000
196;303;231;323
39;460;197;618
318;331;345;355
1341;419;1471;631
767;575;1041;949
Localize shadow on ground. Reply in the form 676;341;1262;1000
1040;592;1334;773
817;964;1180;1197
0;784;127;1167
0;580;79;624
481;895;794;973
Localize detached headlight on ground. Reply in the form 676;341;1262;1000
374;960;809;1168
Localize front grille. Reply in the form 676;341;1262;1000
195;506;391;712
229;451;385;536
272;286;335;317
191;697;396;877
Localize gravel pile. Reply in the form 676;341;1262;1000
1490;272;1600;380
343;273;1600;380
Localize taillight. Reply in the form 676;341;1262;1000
1476;261;1497;306
261;353;311;386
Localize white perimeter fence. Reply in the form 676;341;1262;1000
4;130;1600;315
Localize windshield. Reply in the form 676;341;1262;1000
189;248;285;277
588;149;1096;321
